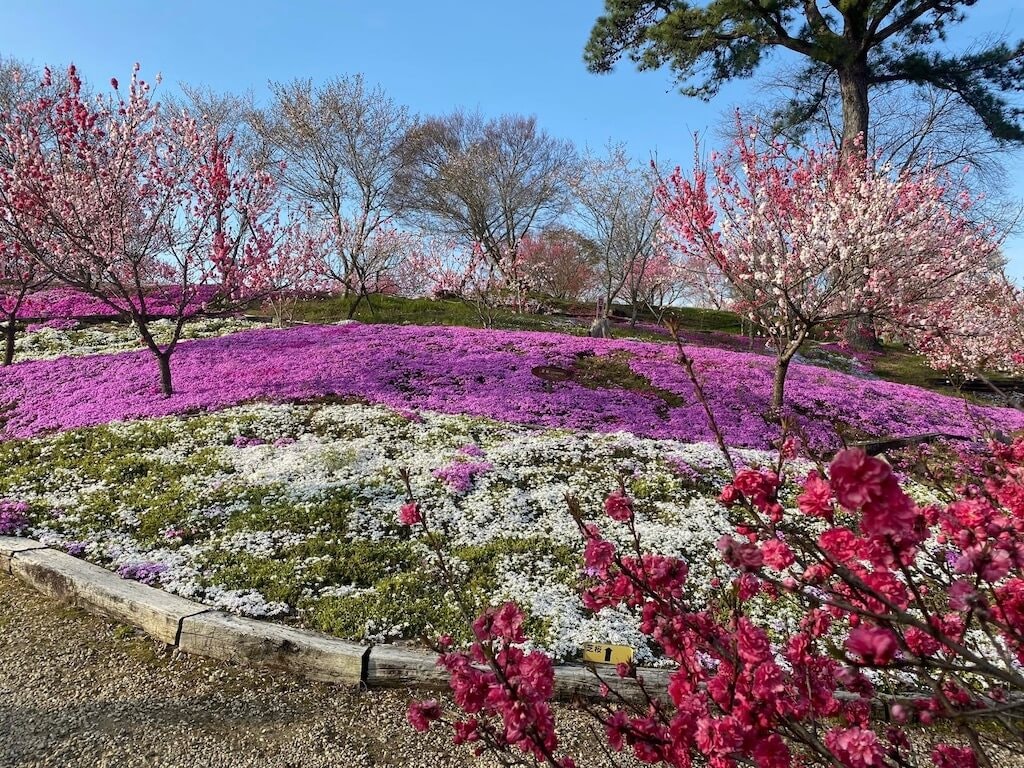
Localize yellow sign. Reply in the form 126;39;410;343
581;642;634;665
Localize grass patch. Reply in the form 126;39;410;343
651;306;744;334
572;351;684;411
870;344;1023;404
871;345;955;392
213;485;355;535
285;293;745;340
288;294;578;334
197;537;419;607
304;536;576;643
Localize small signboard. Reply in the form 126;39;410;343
581;642;633;665
531;364;574;392
531;365;573;382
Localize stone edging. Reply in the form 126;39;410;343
1;536;668;701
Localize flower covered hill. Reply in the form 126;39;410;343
0;322;1021;447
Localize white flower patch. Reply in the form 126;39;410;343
204;586;291;618
11;399;947;661
221;439;352;499
14;317;268;362
217;529;314;558
317;584;375;599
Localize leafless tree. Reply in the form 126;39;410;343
570;143;662;321
170;84;273;173
393;111;577;304
251;75;416;317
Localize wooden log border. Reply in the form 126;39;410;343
0;536;664;700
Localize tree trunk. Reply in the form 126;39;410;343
838;60;869;159
3;322;15;366
771;354;792;415
363;290;378;319
157;353;173;397
838;58;882;349
845;315;884;350
346;291;364;320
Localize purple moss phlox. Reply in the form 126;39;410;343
116;561;168;585
0;499;29;536
0;323;1020;450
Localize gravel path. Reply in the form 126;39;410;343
5;573;1019;768
0;573;620;768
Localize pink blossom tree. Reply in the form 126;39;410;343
312;221;419;314
0;239;50;365
0;56;57;365
0;65;313;395
656;127;1000;412
397;237;541;327
899;275;1024;395
393;236;456;299
517;228;597;305
620;246;687;325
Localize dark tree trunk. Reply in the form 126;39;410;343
3;322;15;366
363;290;378;319
157;353;173;398
771;354;792;414
346;291;364;319
838;59;870;159
839;58;882;349
845;315;884;350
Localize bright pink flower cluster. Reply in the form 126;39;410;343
410;440;1024;766
603;489;634;522
398;501;422;526
410;602;575;767
575;527;860;767
719;467;782;520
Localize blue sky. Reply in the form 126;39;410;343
2;0;1022;273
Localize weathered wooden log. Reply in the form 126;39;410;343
9;548;208;644
551;663;672;704
177;610;367;685
0;536;48;574
364;645;672;703
364;646;450;690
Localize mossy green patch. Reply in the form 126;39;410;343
302;536;577;643
571;352;684;411
197;536;419;607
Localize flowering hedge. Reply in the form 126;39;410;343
0;323;1019;446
